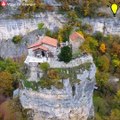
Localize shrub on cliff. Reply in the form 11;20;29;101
39;62;50;72
47;69;60;80
39;79;63;89
12;35;22;44
38;23;44;30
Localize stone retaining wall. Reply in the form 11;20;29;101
49;55;93;68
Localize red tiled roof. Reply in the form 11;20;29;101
28;36;58;49
42;36;58;47
33;45;48;51
28;41;42;49
70;32;84;41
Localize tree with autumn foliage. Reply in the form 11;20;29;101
58;30;63;43
80;36;98;53
96;55;110;72
114;90;120;105
57;25;72;43
108;109;120;120
60;1;70;11
99;43;106;53
111;42;120;57
34;0;41;6
111;55;120;73
112;59;120;68
96;70;109;86
0;71;13;96
47;69;60;80
0;59;22;96
81;0;101;17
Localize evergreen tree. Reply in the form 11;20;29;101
59;46;72;63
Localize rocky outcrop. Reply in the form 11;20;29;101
0;12;64;41
83;18;120;35
1;17;120;41
19;56;96;120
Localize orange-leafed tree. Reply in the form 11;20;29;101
99;43;106;53
111;42;120;57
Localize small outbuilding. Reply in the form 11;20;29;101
69;32;85;54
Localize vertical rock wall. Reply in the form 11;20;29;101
20;60;96;120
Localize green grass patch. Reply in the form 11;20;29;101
38;79;63;89
23;80;38;91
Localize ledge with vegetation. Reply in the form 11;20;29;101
23;62;92;90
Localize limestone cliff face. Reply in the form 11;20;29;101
0;12;64;58
0;17;120;58
19;56;96;120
